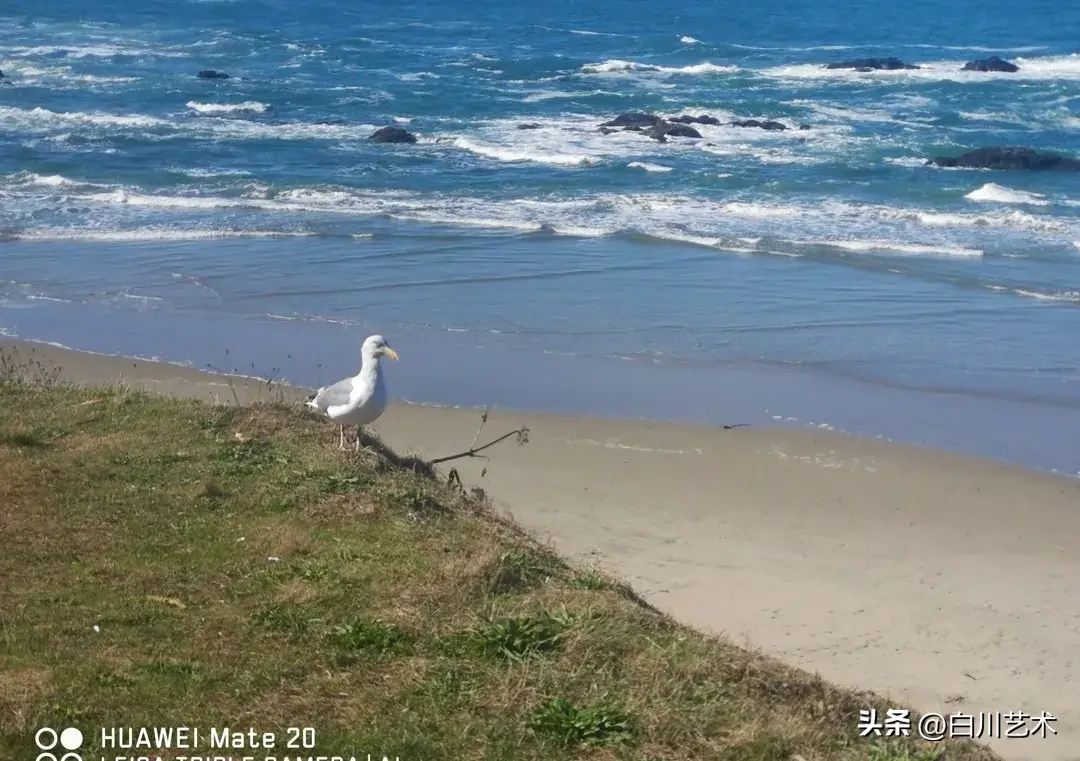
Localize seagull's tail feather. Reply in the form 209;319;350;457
305;386;327;411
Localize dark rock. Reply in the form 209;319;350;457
517;122;542;130
197;69;230;79
962;56;1019;73
370;126;417;144
671;114;721;125
646;121;702;140
799;124;812;130
728;119;788;131
927;146;1080;171
598;127;618;134
0;70;4;78
825;57;919;71
600;112;665;128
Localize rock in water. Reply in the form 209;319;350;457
197;69;230;79
671;114;721;125
645;122;703;141
962;56;1019;72
825;57;919;71
516;123;542;130
927;147;1080;171
370;126;417;144
728;119;788;131
600;112;665;128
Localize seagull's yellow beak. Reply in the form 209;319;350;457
384;347;399;361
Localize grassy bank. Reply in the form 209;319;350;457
0;368;998;759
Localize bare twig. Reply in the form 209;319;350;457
429;426;530;466
469;406;490;450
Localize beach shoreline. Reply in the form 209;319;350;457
3;337;1079;760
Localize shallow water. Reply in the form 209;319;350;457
1;0;1078;474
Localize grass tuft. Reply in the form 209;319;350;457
470;610;575;661
569;571;613;590
330;618;412;658
486;549;564;595
529;698;634;748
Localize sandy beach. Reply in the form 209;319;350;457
4;338;1078;761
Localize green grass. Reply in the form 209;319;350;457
0;367;1002;760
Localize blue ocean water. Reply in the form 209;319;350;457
1;0;1078;473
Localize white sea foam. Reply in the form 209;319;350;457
26;178;1080;259
1010;288;1080;303
0;105;170;129
6;171;86;188
0;104;378;142
791;101;897;123
1;43;186;58
822;239;984;257
12;228;317;242
173;167;252;178
186;101;268;115
884;157;930;168
627;161;673;172
522;89;622;102
679;36;701;44
397;71;441;81
965;183;1050;206
450;137;600;166
762;53;1080;83
581;59;738;75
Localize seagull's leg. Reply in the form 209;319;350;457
355;425;362;452
338;424;346;450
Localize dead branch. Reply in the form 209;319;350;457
429;427;530;466
429;407;530;466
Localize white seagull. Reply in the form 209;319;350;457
306;334;399;451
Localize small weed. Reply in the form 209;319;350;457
330;618;411;660
136;659;203;679
472;611;574;661
215;438;278;474
0;346;63;387
197;416;227;434
322;473;372;494
1;432;47;448
569;571;611;590
487;549;562;595
529;698;634;748
1;426;69;448
196;481;229;500
251;604;318;636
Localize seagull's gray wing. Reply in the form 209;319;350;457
308;376;355;413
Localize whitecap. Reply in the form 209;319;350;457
821;239;984;257
627;161;673;172
581;59;737;75
965;183;1050;206
185;101;268;115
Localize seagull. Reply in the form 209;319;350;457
306;335;399;451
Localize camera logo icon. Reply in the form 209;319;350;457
34;727;83;761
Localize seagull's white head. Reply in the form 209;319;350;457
362;334;399;361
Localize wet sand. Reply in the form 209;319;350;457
3;338;1078;761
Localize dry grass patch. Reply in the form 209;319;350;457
0;372;1000;761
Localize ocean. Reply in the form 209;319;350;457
1;0;1078;475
